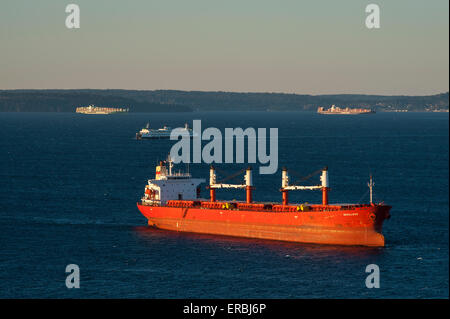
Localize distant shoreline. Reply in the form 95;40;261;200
0;89;448;113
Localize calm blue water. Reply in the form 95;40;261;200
0;111;448;298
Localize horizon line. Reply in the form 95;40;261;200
0;88;448;97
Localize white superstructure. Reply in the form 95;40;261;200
141;156;205;205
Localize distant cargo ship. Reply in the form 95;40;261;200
136;122;197;139
318;105;375;115
76;105;129;114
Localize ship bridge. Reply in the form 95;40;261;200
141;157;205;205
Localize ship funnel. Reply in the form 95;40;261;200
245;167;253;203
155;161;166;180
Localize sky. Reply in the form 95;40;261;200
0;0;448;95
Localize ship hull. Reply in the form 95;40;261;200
136;134;171;139
137;204;390;247
136;134;197;140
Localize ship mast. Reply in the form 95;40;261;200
368;175;374;204
166;155;173;176
280;167;329;206
209;166;253;203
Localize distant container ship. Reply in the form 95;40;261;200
136;123;197;139
137;157;391;247
76;104;129;114
318;105;375;115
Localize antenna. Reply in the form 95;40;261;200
368;174;374;204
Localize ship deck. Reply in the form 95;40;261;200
140;199;375;212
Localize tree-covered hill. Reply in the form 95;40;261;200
0;89;448;112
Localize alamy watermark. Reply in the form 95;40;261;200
365;4;380;29
65;264;80;288
169;120;278;175
65;4;80;29
365;264;380;288
65;4;380;30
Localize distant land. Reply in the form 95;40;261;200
0;89;448;113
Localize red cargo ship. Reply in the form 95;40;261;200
137;158;391;247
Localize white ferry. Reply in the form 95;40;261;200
136;123;197;139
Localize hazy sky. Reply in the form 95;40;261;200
0;0;448;95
